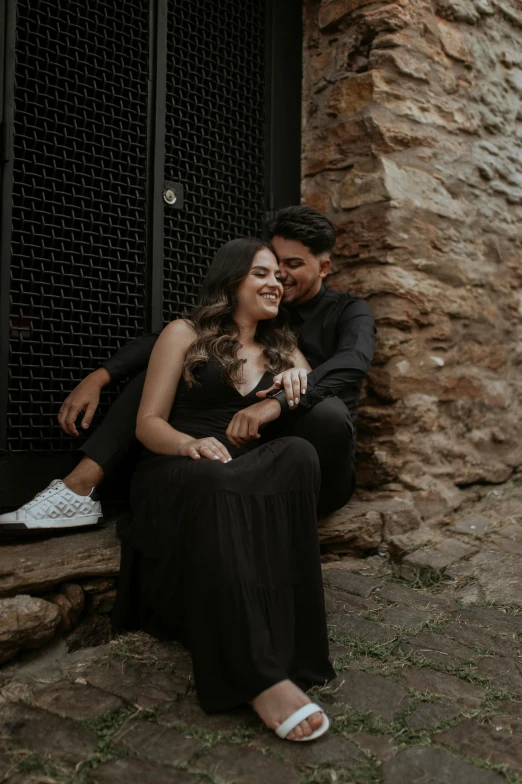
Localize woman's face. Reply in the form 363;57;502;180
234;248;283;322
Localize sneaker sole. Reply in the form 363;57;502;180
0;516;105;537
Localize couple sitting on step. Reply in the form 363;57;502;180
1;206;375;742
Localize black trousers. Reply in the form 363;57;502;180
82;370;356;516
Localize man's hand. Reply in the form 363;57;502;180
226;399;281;447
58;367;111;436
256;368;308;408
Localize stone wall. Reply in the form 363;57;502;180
303;0;522;520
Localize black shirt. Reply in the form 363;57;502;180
102;284;376;436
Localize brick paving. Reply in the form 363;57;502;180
1;482;522;782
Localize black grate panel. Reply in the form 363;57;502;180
7;0;149;451
163;0;266;319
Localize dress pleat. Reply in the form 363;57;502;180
113;361;336;713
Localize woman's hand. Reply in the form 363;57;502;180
256;368;308;408
180;437;232;462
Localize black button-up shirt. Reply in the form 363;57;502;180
102;284;376;438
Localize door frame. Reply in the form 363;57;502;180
0;0;303;507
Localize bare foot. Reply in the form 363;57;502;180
63;457;104;497
251;680;325;740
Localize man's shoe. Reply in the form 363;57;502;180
0;480;103;532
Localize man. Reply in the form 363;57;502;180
0;207;375;532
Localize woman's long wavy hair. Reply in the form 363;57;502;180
183;237;297;388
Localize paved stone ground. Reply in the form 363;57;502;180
1;478;522;783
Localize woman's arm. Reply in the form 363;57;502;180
136;320;231;461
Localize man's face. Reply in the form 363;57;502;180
271;236;331;306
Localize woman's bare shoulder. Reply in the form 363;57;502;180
159;319;196;346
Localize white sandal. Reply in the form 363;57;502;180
275;703;329;742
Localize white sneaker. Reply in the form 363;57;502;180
0;480;103;531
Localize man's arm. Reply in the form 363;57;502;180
57;332;160;436
101;332;160;384
300;299;376;410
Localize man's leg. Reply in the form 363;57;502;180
0;371;146;531
290;397;356;517
72;369;147;490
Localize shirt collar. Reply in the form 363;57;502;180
290;283;328;320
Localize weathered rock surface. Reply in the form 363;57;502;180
0;701;98;770
304;0;522;515
91;758;199;784
400;666;486;707
32;680;124;720
0;595;60;663
326;670;409;721
0;522;120;596
78;659;189;708
192;743;301;784
383;747;505;783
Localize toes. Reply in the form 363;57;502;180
300;718;313;736
308;711;324;731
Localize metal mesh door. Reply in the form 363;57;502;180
6;0;149;451
163;0;266;319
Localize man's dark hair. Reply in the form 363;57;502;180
266;205;335;256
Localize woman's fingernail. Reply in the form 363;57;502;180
302;389;306;395
289;400;294;407
213;456;219;460
295;398;299;404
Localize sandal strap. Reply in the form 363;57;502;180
275;703;324;739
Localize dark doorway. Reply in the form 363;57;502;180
0;0;302;504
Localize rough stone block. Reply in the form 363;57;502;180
400;666;485;707
91;758;198;784
449;551;522;606
443;622;521;658
401;539;477;576
254;731;366;766
326;73;375;117
436;18;472;62
158;697;255;733
383;746;504;783
488;701;522;734
405;702;461;730
0;523;120;596
449;513;491;536
449;605;522;636
326;670;409;721
318;0;380;30
318;504;383;551
65;614;112;652
79;659;189;708
0;595;60;664
398;631;478;668
436;719;522;772
376;583;455;610
0;702;97;770
328;613;398;645
435;0;480;23
192;742;301;784
32;680;124;720
86;589;117;615
381;605;434;630
112;720;204;765
322;569;383;598
476;656;522;698
354;732;397;761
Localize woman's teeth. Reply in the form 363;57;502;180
261;294;277;300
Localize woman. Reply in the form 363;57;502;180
113;238;335;741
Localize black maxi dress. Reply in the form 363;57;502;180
113;359;336;713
